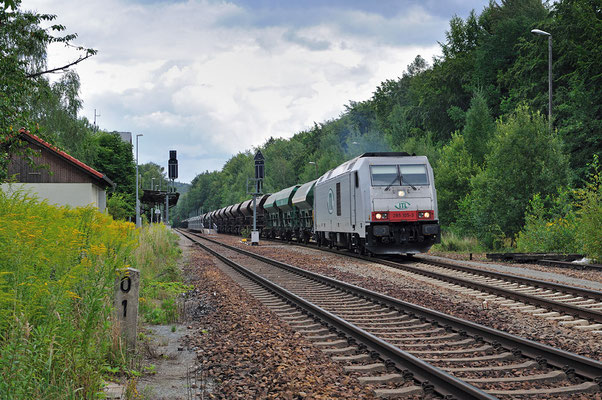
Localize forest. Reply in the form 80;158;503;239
172;0;601;258
2;0;600;259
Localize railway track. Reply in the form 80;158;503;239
261;236;602;332
178;229;602;399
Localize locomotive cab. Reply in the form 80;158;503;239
367;161;440;254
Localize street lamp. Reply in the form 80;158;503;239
308;161;318;179
135;134;143;228
531;28;552;131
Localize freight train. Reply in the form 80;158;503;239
183;152;440;255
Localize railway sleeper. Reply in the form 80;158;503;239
464;370;565;384
392;338;474;349
343;363;387;374
407;344;492;356
373;386;424;398
342;314;407;323
573;323;602;331
376;328;444;336
280;314;310;322
321;346;358;355
360;319;421;328
485;381;600;397
325;304;384;311
296;327;329;335
384;333;461;343
304;333;338;341
444;360;537;373
290;322;322;330
357;373;405;385
312;339;349;348
423;351;514;363
332;353;373;363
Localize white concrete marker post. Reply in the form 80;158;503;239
114;268;140;352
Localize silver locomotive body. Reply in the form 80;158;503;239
314;152;440;255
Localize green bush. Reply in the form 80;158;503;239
516;191;579;253
516;157;601;262
240;226;251;238
575;156;602;262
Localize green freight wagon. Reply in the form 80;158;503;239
291;179;316;243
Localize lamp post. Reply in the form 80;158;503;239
308;161;318;179
531;28;552;131
135;134;143;228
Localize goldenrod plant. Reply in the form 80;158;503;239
0;188;186;398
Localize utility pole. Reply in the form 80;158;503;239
135;134;143;228
94;109;101;132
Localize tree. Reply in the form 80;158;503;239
476;0;548;115
1;0;95;180
460;105;570;246
463;90;495;165
107;192;134;221
92;132;136;217
435;133;479;226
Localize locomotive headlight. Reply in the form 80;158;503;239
424;212;430;218
375;213;382;220
398;190;406;197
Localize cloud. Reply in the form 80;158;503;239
23;0;489;182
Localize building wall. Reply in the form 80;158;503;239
7;143;93;184
1;183;107;212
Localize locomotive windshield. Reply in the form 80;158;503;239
370;165;398;186
399;164;428;185
370;164;429;186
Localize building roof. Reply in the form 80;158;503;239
19;129;115;188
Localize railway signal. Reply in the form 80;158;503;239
166;150;178;226
252;150;264;245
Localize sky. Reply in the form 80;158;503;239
22;0;490;183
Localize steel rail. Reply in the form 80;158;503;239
180;230;496;400
180;230;602;382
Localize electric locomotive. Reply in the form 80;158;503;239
313;152;440;255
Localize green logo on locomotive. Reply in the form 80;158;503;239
394;201;410;210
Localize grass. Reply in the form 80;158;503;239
135;224;191;325
431;231;482;253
